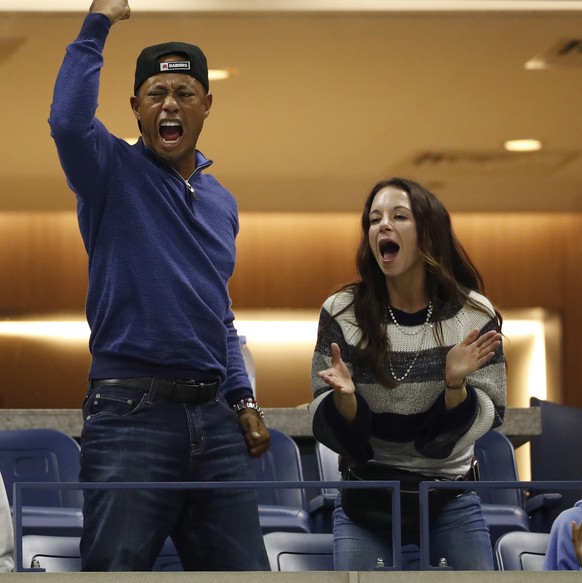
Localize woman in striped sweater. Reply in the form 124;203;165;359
310;177;506;571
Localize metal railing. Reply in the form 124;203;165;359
12;479;402;572
419;479;582;570
12;478;582;572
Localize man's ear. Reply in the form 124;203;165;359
204;93;213;118
130;95;140;121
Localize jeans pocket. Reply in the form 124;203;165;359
83;386;149;419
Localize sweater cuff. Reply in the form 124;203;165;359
77;12;112;50
318;392;373;462
225;387;254;408
414;385;478;458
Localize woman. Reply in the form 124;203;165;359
309;177;506;571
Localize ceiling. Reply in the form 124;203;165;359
3;2;582;213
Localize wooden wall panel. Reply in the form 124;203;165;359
560;214;582;409
0;213;86;314
230;213;360;309
452;214;567;311
0;336;90;409
1;210;582;409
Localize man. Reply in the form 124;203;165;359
49;0;270;572
574;519;582;569
544;500;582;570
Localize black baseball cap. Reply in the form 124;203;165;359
134;41;209;95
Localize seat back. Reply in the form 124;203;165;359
315;441;341;498
264;531;422;571
474;428;524;507
263;531;333;571
20;535;182;572
21;535;81;572
473;429;531;554
0;429;82;508
494;531;550;571
530;398;582;518
307;442;340;533
251;428;306;509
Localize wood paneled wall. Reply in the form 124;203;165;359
0;213;87;313
1;211;582;408
230;213;360;310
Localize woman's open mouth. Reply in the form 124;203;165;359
379;240;400;261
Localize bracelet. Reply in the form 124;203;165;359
231;397;265;420
445;378;467;390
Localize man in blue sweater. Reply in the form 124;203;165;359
544;500;582;570
49;0;270;571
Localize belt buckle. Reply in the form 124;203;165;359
172;379;198;393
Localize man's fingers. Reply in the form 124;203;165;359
246;429;271;457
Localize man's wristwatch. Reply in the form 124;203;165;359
231;397;265;420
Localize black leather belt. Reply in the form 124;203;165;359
90;377;220;404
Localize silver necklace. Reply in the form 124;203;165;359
387;301;433;336
387;302;433;382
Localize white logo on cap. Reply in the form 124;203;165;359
159;61;191;71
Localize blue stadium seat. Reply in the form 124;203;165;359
529;398;582;530
494;531;550;571
307;441;339;532
474;429;532;547
0;428;82;509
251;428;312;533
20;535;182;572
264;530;421;571
0;428;83;536
263;531;333;571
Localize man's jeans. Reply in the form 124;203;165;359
79;382;269;571
333;491;494;571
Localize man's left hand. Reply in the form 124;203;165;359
237;410;271;457
572;520;582;568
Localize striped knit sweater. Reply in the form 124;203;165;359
309;289;506;479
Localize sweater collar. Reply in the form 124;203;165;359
137;138;213;174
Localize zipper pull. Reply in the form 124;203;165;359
185;180;196;199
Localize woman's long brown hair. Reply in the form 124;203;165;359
333;177;502;388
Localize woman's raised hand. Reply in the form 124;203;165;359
318;343;357;422
317;342;355;395
445;328;501;388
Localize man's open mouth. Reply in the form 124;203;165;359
159;120;183;144
379;240;400;261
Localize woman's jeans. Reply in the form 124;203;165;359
79;382;269;571
333;491;494;571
